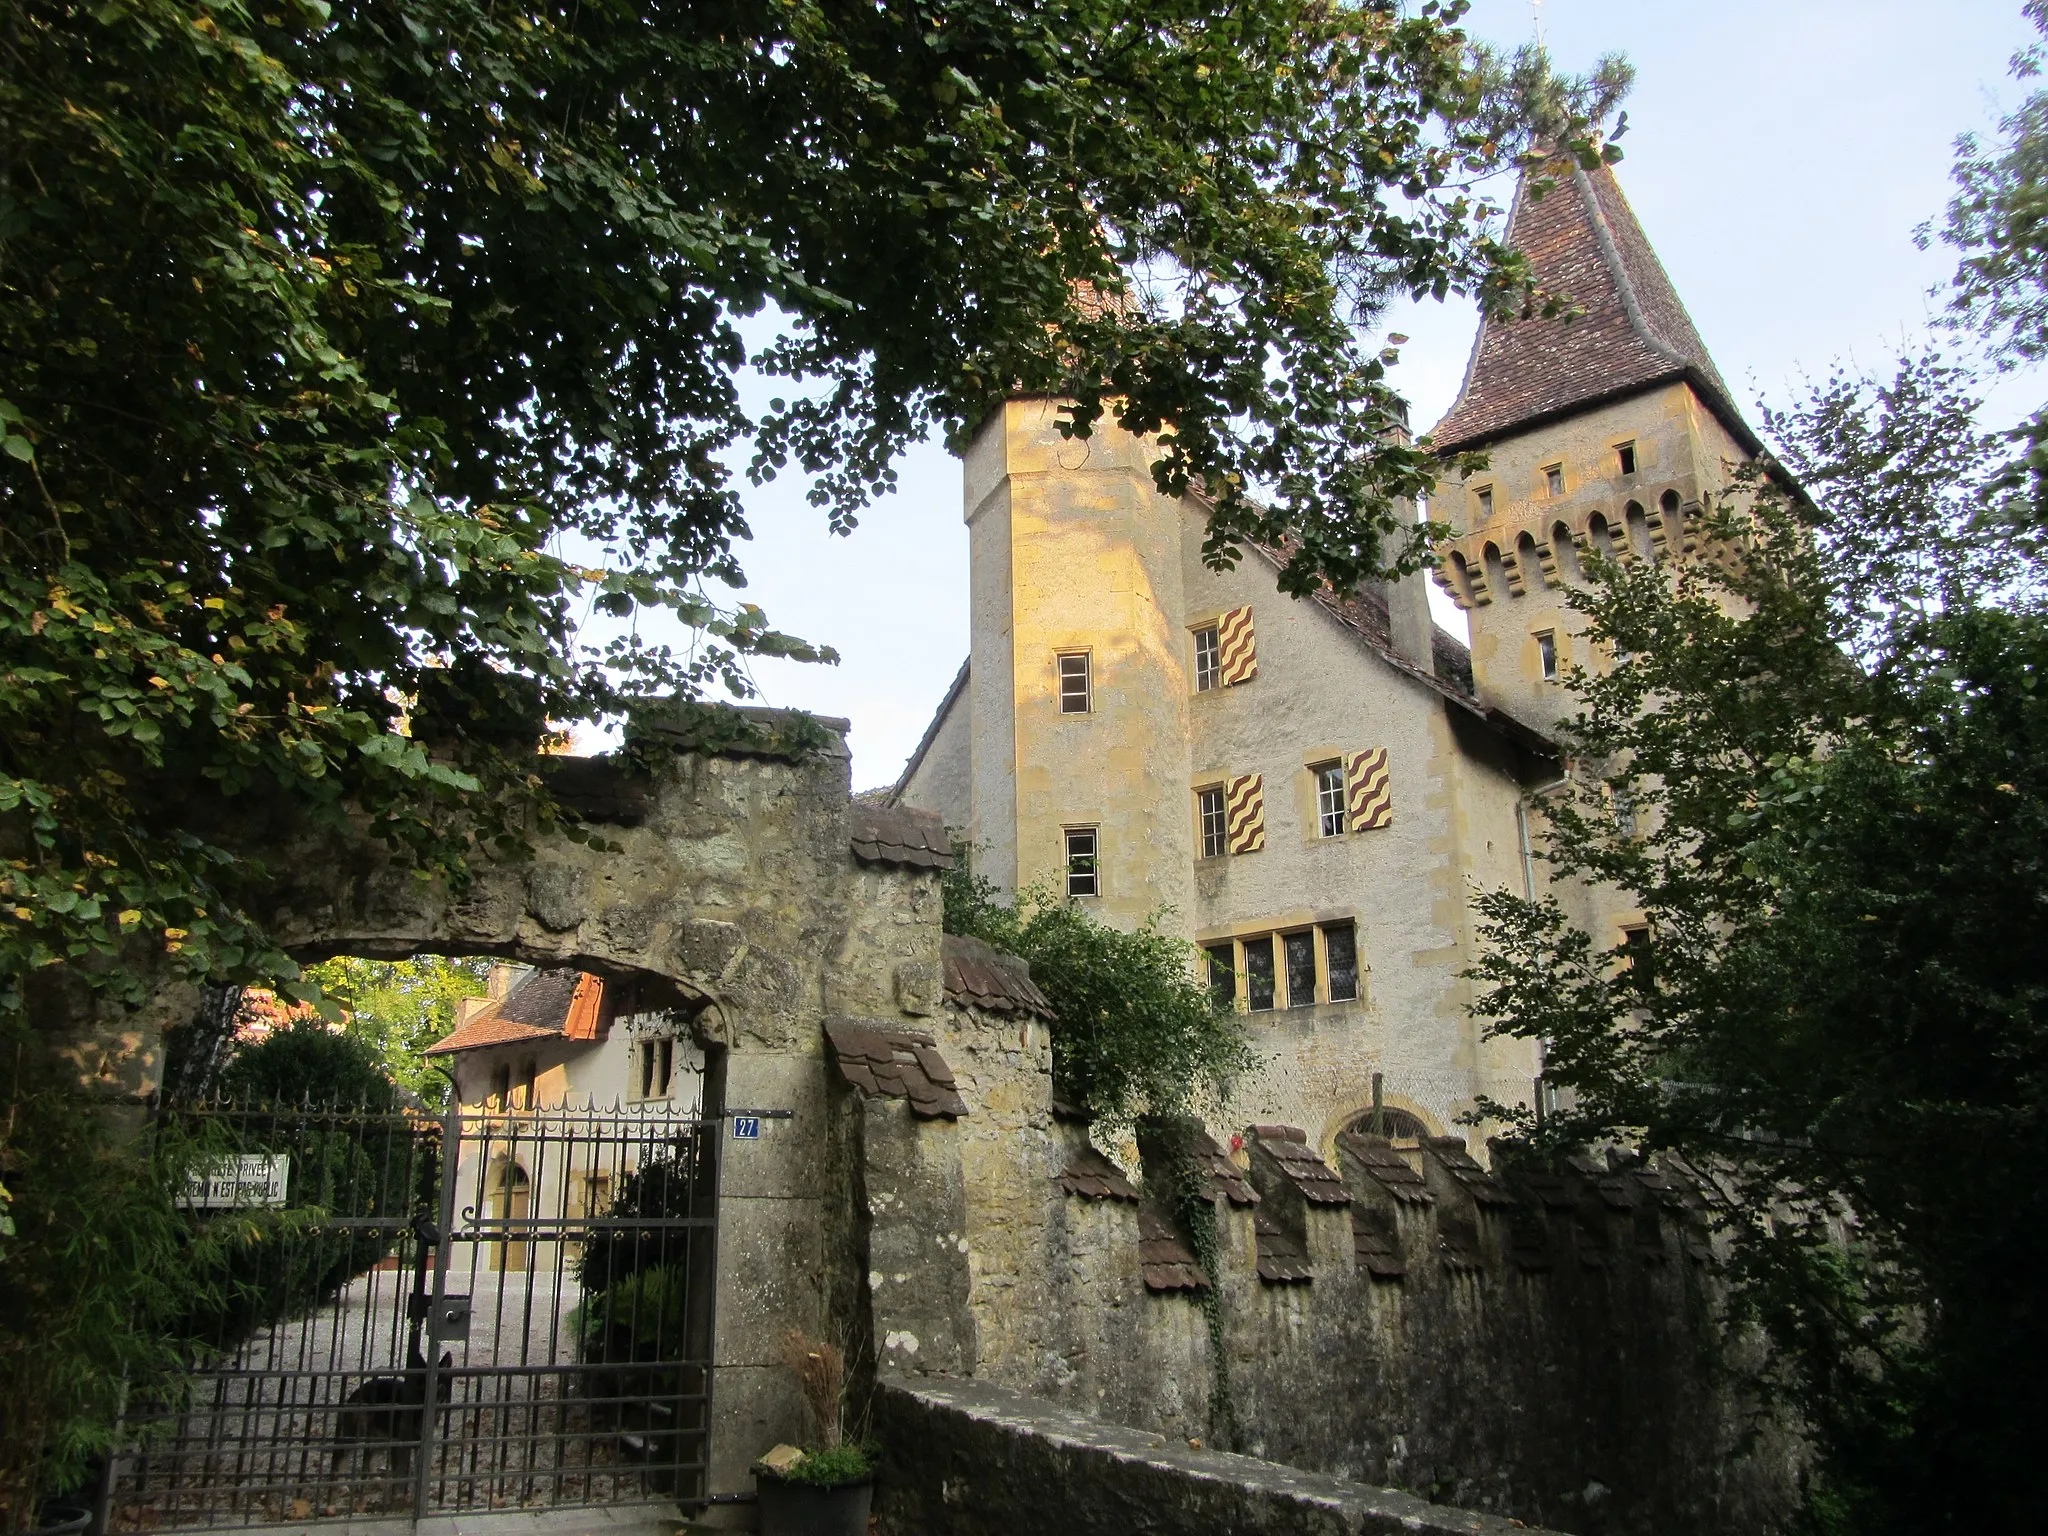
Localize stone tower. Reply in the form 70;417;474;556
1428;156;1761;725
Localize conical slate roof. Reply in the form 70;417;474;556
1428;157;1756;455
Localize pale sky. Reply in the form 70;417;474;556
584;0;2044;791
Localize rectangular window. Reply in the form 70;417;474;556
1536;630;1559;682
1544;463;1565;497
1622;925;1653;992
1057;652;1091;714
1205;943;1237;1010
517;1057;538;1111
1314;763;1346;839
1324;921;1359;1003
490;1062;512;1111
1284;931;1318;1008
1064;827;1099;897
1616;442;1637;475
1196;786;1227;859
638;1036;674;1100
1243;935;1276;1012
1192;626;1222;692
1474;486;1493;521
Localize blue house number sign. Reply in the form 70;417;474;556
731;1116;761;1141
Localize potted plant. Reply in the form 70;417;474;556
752;1332;874;1536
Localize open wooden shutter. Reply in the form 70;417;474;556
1216;606;1257;685
1345;748;1393;833
1225;773;1265;853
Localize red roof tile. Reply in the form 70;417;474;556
1429;158;1755;455
942;934;1054;1018
424;967;596;1056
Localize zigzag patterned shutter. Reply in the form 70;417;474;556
1345;748;1393;833
1216;606;1257;685
1225;774;1265;854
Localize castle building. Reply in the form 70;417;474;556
889;155;1757;1150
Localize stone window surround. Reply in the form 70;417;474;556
1190;622;1222;693
1201;916;1363;1012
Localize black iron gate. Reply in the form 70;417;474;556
112;1100;720;1529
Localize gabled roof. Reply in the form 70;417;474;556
885;658;969;807
1429;157;1757;456
424;968;609;1056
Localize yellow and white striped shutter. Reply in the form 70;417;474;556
1225;773;1265;854
1216;606;1257;686
1345;748;1393;833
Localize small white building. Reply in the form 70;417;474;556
425;965;705;1274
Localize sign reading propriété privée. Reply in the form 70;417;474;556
182;1152;291;1209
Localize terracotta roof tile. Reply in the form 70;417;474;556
849;803;952;870
1336;1132;1434;1207
1254;1209;1313;1284
1247;1125;1352;1206
1057;1145;1139;1202
942;934;1054;1018
425;967;593;1055
1189;1131;1259;1206
1138;1207;1208;1292
1429;158;1755;456
1351;1206;1406;1280
1425;1136;1519;1208
824;1017;967;1119
1438;1216;1486;1273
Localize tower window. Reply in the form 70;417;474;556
1324;922;1359;1003
1314;763;1346;839
1536;631;1559;682
1543;463;1565;497
1284;931;1318;1009
1064;827;1099;897
1196;786;1227;860
1205;944;1236;1009
1057;652;1092;713
1192;626;1221;692
1616;442;1637;475
1474;486;1493;521
1243;935;1276;1012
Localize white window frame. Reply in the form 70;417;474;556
1196;786;1227;859
1313;762;1346;839
1536;630;1559;682
1192;626;1221;693
1057;651;1092;714
1064;826;1099;897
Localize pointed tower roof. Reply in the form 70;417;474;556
1428;157;1757;455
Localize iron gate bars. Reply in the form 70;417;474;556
110;1098;720;1530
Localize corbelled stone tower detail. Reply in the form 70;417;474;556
1429;157;1759;727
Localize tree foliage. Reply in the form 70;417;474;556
302;954;491;1105
942;860;1247;1131
1468;355;2048;1533
1928;2;2048;367
0;0;1617;1028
